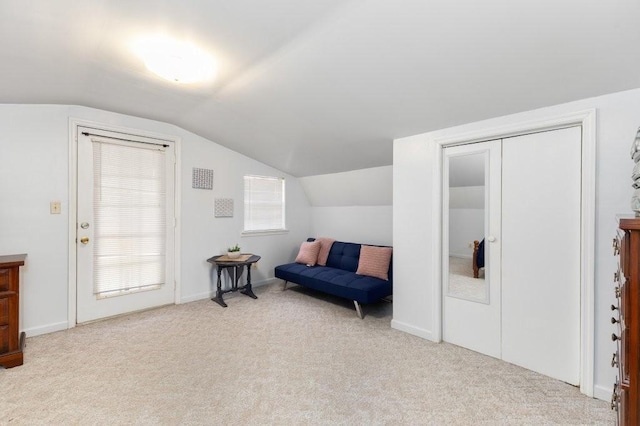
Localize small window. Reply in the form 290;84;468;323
243;175;286;233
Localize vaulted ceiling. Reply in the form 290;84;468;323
1;1;639;176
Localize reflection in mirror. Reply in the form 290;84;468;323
447;152;488;303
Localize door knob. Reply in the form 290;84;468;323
80;237;89;245
487;236;496;242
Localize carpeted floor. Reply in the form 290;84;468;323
1;282;613;425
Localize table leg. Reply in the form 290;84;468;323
241;262;258;299
233;265;242;291
211;266;228;307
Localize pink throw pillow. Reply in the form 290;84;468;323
295;241;321;266
316;237;336;266
356;245;392;281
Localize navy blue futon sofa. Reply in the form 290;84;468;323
274;240;392;318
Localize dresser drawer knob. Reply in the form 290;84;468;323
611;317;620;324
611;304;619;311
612;353;619;367
612;333;620;342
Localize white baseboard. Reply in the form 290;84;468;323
593;384;612;402
23;321;69;337
253;278;277;287
179;291;212;304
391;319;436;341
179;278;277;304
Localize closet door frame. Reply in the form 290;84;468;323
430;109;596;397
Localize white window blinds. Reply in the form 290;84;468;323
244;175;285;232
93;141;167;298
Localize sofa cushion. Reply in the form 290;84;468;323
325;241;361;272
356;245;393;281
295;241;321;266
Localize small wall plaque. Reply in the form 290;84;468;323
215;198;234;217
192;168;214;190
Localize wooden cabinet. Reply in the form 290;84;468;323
612;219;640;424
0;254;26;368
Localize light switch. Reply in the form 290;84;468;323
50;201;61;214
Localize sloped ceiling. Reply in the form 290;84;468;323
1;1;639;176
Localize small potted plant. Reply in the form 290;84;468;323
227;244;241;259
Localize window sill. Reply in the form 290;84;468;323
241;229;289;237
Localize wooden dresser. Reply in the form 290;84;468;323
612;219;640;424
0;254;26;368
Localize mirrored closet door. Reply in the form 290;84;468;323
442;140;502;359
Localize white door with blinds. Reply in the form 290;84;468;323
76;130;175;324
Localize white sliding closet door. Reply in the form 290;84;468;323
501;127;581;385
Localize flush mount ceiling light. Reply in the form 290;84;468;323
133;36;215;84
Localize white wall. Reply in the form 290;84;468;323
393;87;640;400
300;166;392;246
0;106;70;334
310;206;392;246
0;104;311;336
178;130;311;302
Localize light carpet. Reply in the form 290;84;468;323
1;283;612;425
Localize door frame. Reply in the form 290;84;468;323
67;118;182;326
430;109;596;396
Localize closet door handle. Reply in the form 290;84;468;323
487;236;496;242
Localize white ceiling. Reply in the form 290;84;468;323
1;1;639;177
